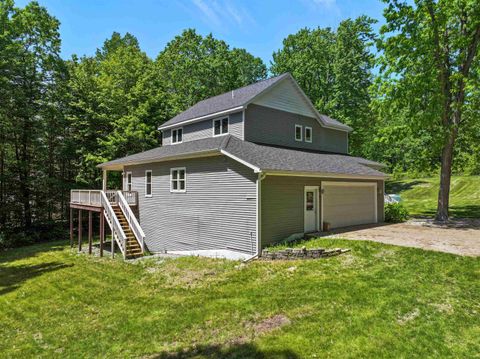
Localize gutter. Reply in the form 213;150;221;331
245;171;267;263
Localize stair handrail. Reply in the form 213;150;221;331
117;190;145;253
100;190;127;258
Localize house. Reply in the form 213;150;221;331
70;73;387;259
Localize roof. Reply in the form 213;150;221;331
158;73;352;132
99;135;386;179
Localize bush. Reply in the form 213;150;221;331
385;202;409;223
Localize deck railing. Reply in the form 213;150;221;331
71;190;138;207
117;191;145;253
101;191;127;258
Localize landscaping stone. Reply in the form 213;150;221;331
261;247;350;260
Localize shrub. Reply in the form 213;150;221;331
385;202;409;223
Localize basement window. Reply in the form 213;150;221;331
145;170;152;197
171;128;183;144
305;127;312;143
295;125;303;141
213;117;229;136
170;167;186;193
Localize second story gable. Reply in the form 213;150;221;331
159;73;351;154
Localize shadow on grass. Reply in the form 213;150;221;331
153;343;298;359
413;205;480;219
386;180;428;193
0;240;67;264
0;261;72;296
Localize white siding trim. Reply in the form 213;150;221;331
295;124;303;142
170;167;187;193
212;116;230;137
171;127;183;144
220;149;261;173
305;126;312;143
265;171;387;180
145;170;152;197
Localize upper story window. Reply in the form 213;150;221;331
145;170;152;197
295;125;303;142
125;172;132;191
171;128;183;144
213;117;229;136
170;167;186;193
305;127;312;143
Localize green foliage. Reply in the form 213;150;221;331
1;239;479;357
385;202;409;223
271;16;377;156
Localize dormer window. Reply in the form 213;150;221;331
213;117;229;136
171;128;183;144
295;125;303;141
305;127;312;143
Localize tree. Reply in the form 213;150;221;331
271;18;377;156
152;29;267;120
379;0;480;221
0;0;65;232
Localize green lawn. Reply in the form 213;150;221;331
1;239;479;358
386;175;480;218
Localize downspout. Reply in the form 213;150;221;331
244;171;267;262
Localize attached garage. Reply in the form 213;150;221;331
321;182;378;229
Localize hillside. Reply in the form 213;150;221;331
386;176;480;218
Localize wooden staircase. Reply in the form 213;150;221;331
112;205;143;259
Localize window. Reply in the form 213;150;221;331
170;167;186;192
125;172;132;191
305;127;312;143
145;170;152;197
295;125;303;141
171;128;183;144
213;117;229;136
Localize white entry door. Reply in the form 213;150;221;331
304;186;319;233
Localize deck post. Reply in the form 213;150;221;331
111;230;115;259
88;211;93;255
100;209;104;257
102;170;108;191
70;207;74;248
78;209;82;252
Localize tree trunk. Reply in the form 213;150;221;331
435;126;457;222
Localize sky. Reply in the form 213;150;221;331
16;0;386;66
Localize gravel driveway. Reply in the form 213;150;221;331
324;218;480;257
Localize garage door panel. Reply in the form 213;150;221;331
322;183;377;229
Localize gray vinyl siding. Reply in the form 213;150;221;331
161;111;243;145
261;176;384;247
125;155;257;254
245;104;348;154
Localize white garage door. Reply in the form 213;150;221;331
322;182;377;229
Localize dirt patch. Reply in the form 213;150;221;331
397;308;420;325
324;219;480;257
252;314;291;335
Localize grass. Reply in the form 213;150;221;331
1;239;479;358
386;175;480;218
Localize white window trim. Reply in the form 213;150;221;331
212;116;230;137
171;127;183;144
125;171;132;191
145;170;152;197
305;126;312;143
170;167;186;193
295;124;303;142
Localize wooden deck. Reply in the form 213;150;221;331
69;189;142;260
70;189;138;210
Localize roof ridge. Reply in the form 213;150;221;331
193;73;289;105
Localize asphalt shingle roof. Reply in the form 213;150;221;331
99;135;386;178
160;74;290;129
159;73;351;131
